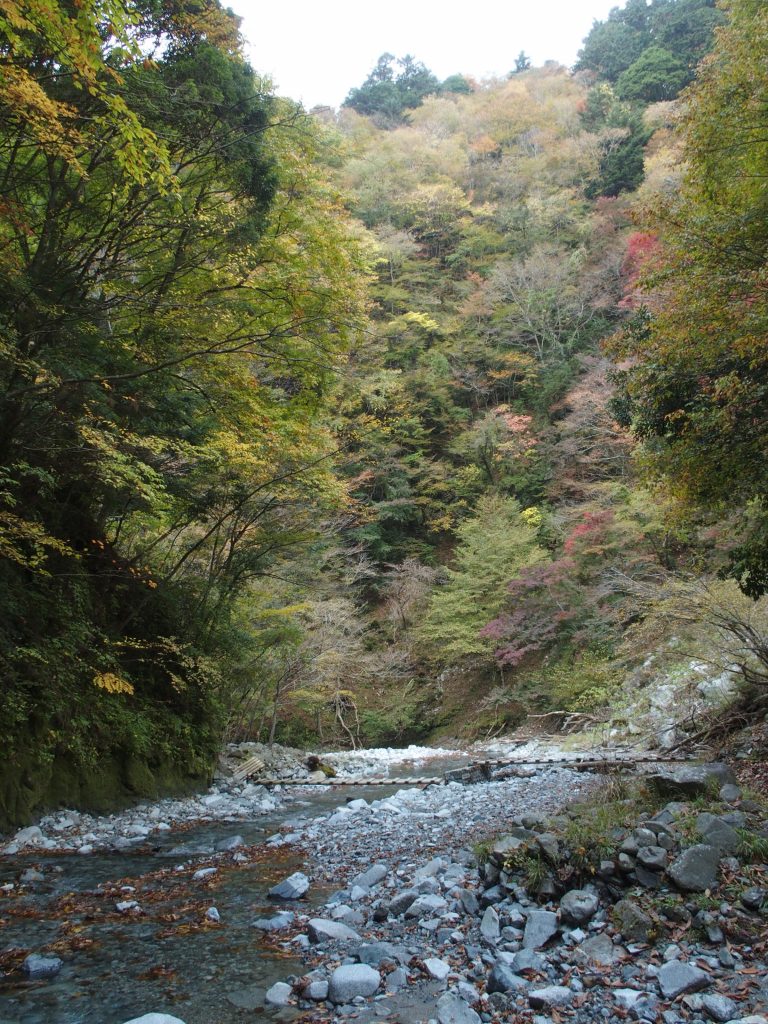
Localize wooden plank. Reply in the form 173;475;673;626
231;755;266;782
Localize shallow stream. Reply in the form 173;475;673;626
0;754;472;1024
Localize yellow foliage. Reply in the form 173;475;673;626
93;671;134;695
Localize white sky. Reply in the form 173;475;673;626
234;0;620;109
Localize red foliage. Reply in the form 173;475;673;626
618;231;660;309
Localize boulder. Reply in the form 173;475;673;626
490;835;527;863
647;763;736;799
667;844;721;892
352;863;387;889
13;825;44;849
306;980;329;1001
404;893;448;918
480;906;500;942
121;1017;187;1024
741;887;765;911
307;918;360;943
511;948;545;973
487;964;529;994
424;957;451;980
436;991;482;1024
215;834;244;852
719;784;743;803
327;964;380;1003
657;959;711;999
636;846;669;871
522;909;558;949
459;889;479;915
356;942;406;967
529;986;573;1009
696;814;740;855
23;954;62;979
388;889;418;916
268;871;309;900
577;932;625;965
702;994;739;1022
252;911;294;931
613;899;653;942
560;889;599;924
264;982;292;1007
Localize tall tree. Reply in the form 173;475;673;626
610;0;768;596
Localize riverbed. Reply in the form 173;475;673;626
0;741;600;1023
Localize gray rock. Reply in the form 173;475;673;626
385;967;408;993
121;1017;187;1024
404;893;448;919
480;906;500;942
667;845;721;892
307;918;361;943
702;993;739;1022
268;871;309;900
265;981;292;1007
741;887;765;911
560;889;599;924
415;856;447;878
696;814;740;855
13;825;44;849
459;889;479;915
648;763;736;799
215;834;244;852
456;980;481;1003
634;827;658;848
352;863;387;890
424;957;451;980
657;960;711;999
529;986;573;1009
491;835;526;862
436;991;481;1024
306;980;329;1001
487;964;529;994
327;964;380;1003
252;911;294;931
512;948;545;973
226;987;265;1011
614;989;645;1009
522;909;558;949
357;942;407;966
536;833;560;862
719;784;742;802
23;954;62;979
20;868;45;883
618;851;636;872
637;846;669;870
613;899;654;941
388;889;418;916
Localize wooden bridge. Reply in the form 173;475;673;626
229;752;691;789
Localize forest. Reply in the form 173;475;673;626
1;0;766;825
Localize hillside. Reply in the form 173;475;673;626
1;0;767;826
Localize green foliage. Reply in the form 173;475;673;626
736;830;768;865
609;0;768;595
576;0;724;92
544;650;624;712
0;0;370;816
419;495;547;662
616;46;690;102
343;53;440;125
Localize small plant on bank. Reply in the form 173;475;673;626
736;829;768;864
